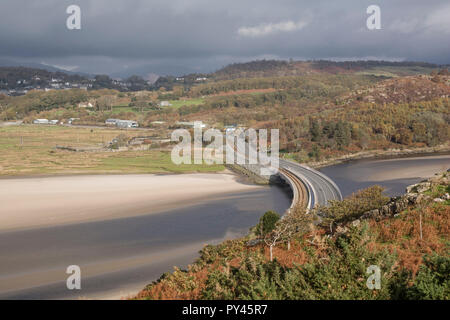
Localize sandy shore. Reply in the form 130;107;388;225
0;172;263;232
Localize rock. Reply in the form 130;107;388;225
416;194;426;204
351;219;361;227
434;198;445;203
246;239;262;247
336;225;349;234
406;193;419;204
443;193;450;200
380;205;390;216
362;209;380;220
406;184;418;194
416;182;431;193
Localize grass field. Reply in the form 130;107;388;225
356;66;437;78
167;98;204;109
0;125;224;176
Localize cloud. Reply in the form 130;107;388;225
237;20;308;38
424;4;450;34
389;4;450;35
0;0;449;75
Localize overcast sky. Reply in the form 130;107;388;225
0;0;449;77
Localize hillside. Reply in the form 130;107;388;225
1;61;449;166
134;172;450;300
151;60;443;90
211;60;442;81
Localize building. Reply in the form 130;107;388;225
105;119;119;125
176;121;206;129
33;119;49;124
159;101;172;107
78;102;94;108
68;118;80;124
116;120;139;128
224;125;237;134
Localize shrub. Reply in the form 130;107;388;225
256;211;281;237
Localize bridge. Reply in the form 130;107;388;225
277;159;343;211
230;133;342;210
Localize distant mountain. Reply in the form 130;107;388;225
110;63;215;81
0;58;92;78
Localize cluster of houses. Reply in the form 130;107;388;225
32;117;81;125
0;76;139;97
105;119;139;128
1;77;94;96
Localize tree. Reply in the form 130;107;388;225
135;97;148;113
308;144;321;161
309;119;321;142
96;95;115;111
264;224;287;262
257;211;280;237
278;206;314;250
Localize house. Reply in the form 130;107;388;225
116;120;139;128
224;125;237;134
78;102;94;108
105;119;119;125
176;121;206;129
68;118;80;124
33;119;49;124
159;101;172;107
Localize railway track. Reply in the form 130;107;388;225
279;168;309;211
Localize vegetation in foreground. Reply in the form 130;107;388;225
135;173;449;300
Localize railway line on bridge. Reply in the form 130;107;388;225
277;159;343;211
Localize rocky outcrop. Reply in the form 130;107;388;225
349;172;447;227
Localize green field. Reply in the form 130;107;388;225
356;66;438;78
166;98;205;109
0;125;224;176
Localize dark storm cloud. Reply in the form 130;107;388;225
0;0;449;75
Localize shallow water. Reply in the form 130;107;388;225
0;184;291;299
1;153;448;299
319;154;450;197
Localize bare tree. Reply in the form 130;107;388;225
96;95;116;112
278;206;314;250
264;223;288;262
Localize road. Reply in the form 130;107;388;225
279;159;343;208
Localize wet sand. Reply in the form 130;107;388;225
0;172;264;232
0;172;291;299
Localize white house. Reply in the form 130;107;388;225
78;102;94;108
159;101;172;107
116;120;139;128
33;119;49;124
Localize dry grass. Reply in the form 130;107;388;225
370;203;449;275
0;125;224;176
